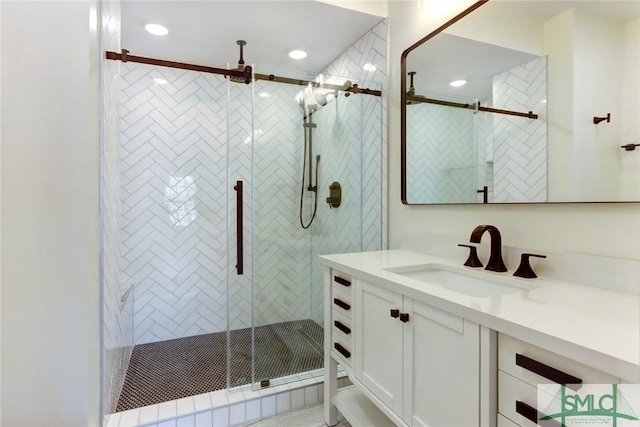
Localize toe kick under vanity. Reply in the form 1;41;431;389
319;248;640;427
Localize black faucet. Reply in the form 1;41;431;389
469;225;507;272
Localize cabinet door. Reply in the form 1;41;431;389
355;280;404;415
404;298;480;427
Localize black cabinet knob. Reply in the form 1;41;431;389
390;309;400;318
399;313;410;323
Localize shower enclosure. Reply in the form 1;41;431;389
103;58;384;413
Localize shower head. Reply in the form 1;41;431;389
229;40;252;84
314;92;328;107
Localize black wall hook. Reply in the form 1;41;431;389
621;143;640;152
593;113;610;124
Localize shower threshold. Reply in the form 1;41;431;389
115;319;324;412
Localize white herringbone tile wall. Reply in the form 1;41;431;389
323;20;388;253
119;63;231;344
406;102;477;203
492;57;548;202
253;80;314;327
117;23;386;348
311;20;387;325
101;0;134;415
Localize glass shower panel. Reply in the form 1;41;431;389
310;89;364;327
250;77;321;388
227;72;255;389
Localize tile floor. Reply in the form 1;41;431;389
243;404;351;427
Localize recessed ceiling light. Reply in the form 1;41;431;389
449;79;467;87
153;77;168;85
288;49;307;60
145;23;168;36
258;92;270;99
363;63;377;72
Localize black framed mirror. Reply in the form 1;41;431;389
401;0;640;205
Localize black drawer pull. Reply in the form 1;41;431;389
334;298;350;311
334;320;351;335
516;401;561;427
334;276;351;287
516;353;582;391
334;343;351;359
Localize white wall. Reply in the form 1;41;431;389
388;1;640;261
0;2;100;426
316;0;387;18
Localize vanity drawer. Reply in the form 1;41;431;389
332;273;353;290
332;309;353;338
497;413;520;427
332;333;353;368
498;371;556;427
498;334;618;387
332;285;353;318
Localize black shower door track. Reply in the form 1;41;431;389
106;49;382;97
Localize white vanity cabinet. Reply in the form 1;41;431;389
321;249;639;427
497;333;621;426
355;279;483;427
325;271;491;427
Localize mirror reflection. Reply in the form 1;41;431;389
401;1;640;204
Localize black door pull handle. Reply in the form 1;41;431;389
516;353;582;390
234;181;243;275
333;298;350;311
334;276;351;287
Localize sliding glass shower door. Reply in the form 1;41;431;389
225;69;378;391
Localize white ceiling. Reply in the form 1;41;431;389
496;1;640;22
407;0;640;101
121;1;384;76
407;33;539;101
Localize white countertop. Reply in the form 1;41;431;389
319;249;640;382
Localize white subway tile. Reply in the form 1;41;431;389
104;412;121;427
229;402;246;425
158;400;177;421
156;419;177;427
209;390;229;408
176;415;195;427
261;395;276;418
193;393;212;412
276;392;291;414
194;410;213;427
138;404;159;425
118;408;140;426
176;397;195;417
290;388;305;410
226;390;245;404
245;399;261;423
304;385;319;406
212;406;230;427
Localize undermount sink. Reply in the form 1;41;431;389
384;264;532;297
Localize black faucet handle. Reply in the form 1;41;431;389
514;253;547;279
458;244;483;268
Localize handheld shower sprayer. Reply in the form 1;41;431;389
299;104;320;229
